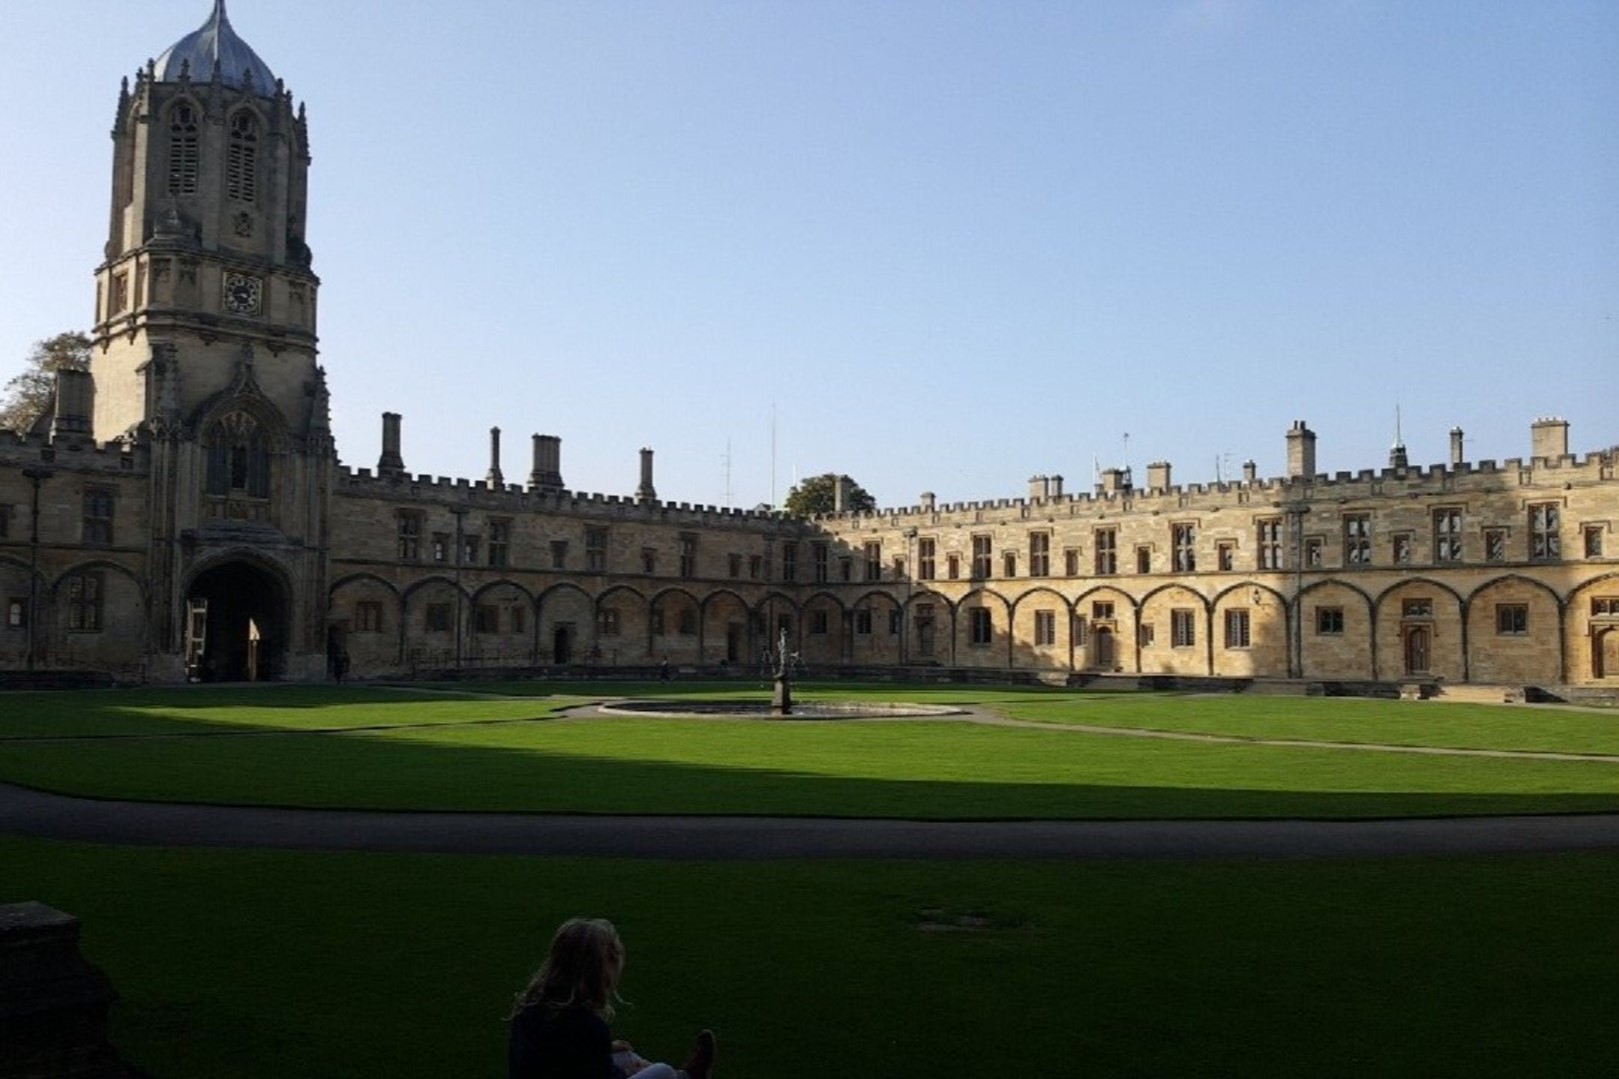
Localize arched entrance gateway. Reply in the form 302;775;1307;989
184;560;291;682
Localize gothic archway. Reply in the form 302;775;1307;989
185;559;290;682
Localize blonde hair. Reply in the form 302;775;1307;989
512;918;625;1020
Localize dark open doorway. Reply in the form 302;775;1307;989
185;559;289;682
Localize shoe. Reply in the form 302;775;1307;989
682;1029;716;1079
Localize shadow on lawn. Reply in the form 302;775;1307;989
2;707;1619;820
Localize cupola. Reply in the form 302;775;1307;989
153;0;277;95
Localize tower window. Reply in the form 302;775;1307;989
167;103;200;195
205;412;271;499
227;111;259;202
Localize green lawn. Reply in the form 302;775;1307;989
2;684;1618;818
7;836;1617;1079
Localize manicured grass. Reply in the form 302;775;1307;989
7;836;1618;1079
4;684;1619;818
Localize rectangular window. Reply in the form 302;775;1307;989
488;519;510;568
813;543;829;583
1002;551;1017;578
889;609;902;635
461;535;480;565
510;606;526;634
1029;533;1050;577
854;608;873;635
919;538;937;580
1172;523;1196;572
864;541;882;581
599;608;621;636
1484;528;1507;563
1529;503;1561;560
1034;609;1056;646
431;533;450;563
782;543;798;582
396;513;422;560
6;598;25;629
587;527;609;572
1496;604;1529;635
679;534;697;577
892;556;906;578
972;535;992;579
1064;548;1080;577
916;604;935;656
839;557;853;582
1073;615;1088;646
1137;623;1155;647
947;554;960;580
651;608;666;636
969;607;992;645
642;548;657;575
1216;542;1235;572
749;554;762;579
1392;533;1413;565
1095;529;1117;575
1586;526;1605;559
82;488;114;546
425;603;453;633
1257;518;1282;570
1133;546;1150;574
474;605;500;634
1403;598;1433;619
1092;601;1115;621
1592;597;1619;617
1224;608;1251;649
729;553;743;578
354;601;383;633
1343;514;1371;566
1433;508;1463;562
811;610;829;635
550;540;569;570
1316;607;1345;635
1171;609;1196;648
1305;537;1323;567
66;572;103;631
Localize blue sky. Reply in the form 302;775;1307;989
2;1;1615;509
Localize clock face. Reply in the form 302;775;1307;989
223;272;262;315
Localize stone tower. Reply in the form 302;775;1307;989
93;1;334;682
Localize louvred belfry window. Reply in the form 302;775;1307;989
168;103;199;195
227;111;258;201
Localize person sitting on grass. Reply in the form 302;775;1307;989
509;917;715;1079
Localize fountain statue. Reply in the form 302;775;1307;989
771;627;794;717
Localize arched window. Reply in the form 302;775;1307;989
167;103;199;195
227;111;259;202
205;412;271;499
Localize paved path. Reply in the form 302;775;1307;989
6;780;1619;862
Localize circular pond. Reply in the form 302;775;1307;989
596;700;964;720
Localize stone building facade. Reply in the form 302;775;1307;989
2;3;1616;690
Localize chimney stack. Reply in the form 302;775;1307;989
1531;417;1569;462
486;426;503;487
1146;461;1171;492
636;447;657;504
1049;474;1064;499
1242;460;1257;483
1285;421;1316;481
919;491;936;512
50;369;93;441
377;412;405;478
1449;427;1465;467
833;474;854;513
529;434;563;491
1028;475;1049;501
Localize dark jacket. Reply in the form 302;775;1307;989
509;1002;627;1079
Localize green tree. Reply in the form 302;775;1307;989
1;331;91;432
784;473;876;516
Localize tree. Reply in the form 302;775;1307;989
784;473;876;516
1;331;91;433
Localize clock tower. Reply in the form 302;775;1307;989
91;1;335;682
93;0;320;443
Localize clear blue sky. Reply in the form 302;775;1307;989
2;1;1615;509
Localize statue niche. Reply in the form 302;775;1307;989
203;409;275;522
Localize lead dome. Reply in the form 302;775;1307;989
152;0;276;95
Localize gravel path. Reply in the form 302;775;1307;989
6;780;1619;862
